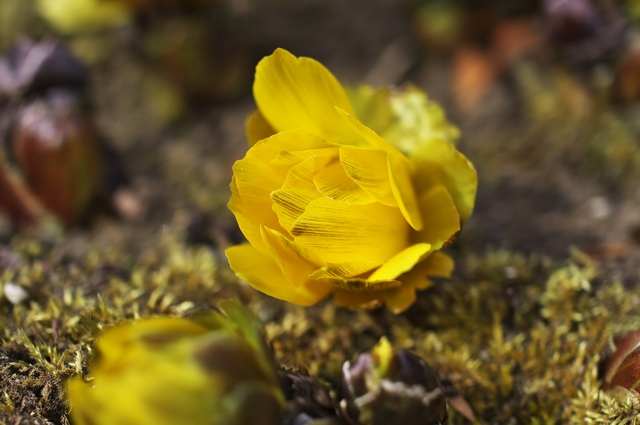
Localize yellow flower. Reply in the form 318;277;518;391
227;48;477;313
37;0;132;34
66;301;284;425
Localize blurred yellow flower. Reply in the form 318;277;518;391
66;301;283;425
37;0;132;34
227;48;477;313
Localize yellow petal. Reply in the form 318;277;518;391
246;110;275;146
232;149;290;248
411;185;460;250
229;175;269;253
335;251;454;314
333;290;382;310
226;244;329;306
319;277;401;291
334;107;417;170
399;251;454;291
253;49;357;141
281;154;334;191
347;85;461;154
383;86;461;153
374;251;454;314
313;160;377;205
339;146;397;206
272;147;339;166
257;130;333;154
309;262;381;279
271;188;322;232
270;154;332;231
261;226;324;284
380;285;417;314
346;84;393;135
416;251;454;288
231;131;332;247
368;243;432;281
334;107;394;150
411;139;477;224
291;198;408;264
388;151;423;230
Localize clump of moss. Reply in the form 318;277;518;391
2;234;640;424
0;231;241;424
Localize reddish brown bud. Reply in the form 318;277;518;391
602;330;640;392
8;90;105;226
615;39;640;102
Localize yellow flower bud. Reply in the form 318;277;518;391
226;49;477;313
66;300;284;425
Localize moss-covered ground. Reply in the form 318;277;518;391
3;1;640;424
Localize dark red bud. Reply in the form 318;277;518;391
10;90;105;226
602;330;640;392
615;39;640;102
0;158;49;224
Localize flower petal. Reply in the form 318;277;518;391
388;151;423;230
339;146;397;206
253;48;357;142
377;252;454;313
261;226;324;284
411;251;454;290
272;147;338;166
411;139;477;224
246;110;275;146
380;285;417;314
390;251;454;297
319;277;401;291
411;185;460;250
368;243;432;281
271;188;322;233
313;160;377;205
226;244;329;306
383;86;461;153
309;262;381;280
333;290;382;310
346;84;393;135
334;106;395;151
291;198;408;264
281;154;334;191
228;175;267;253
232;149;289;248
257;130;333;154
270;154;332;231
232;131;332;246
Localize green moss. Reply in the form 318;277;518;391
2;234;640;424
0;232;237;424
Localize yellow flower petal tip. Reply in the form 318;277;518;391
228;48;477;313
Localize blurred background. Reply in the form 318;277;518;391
1;0;640;281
